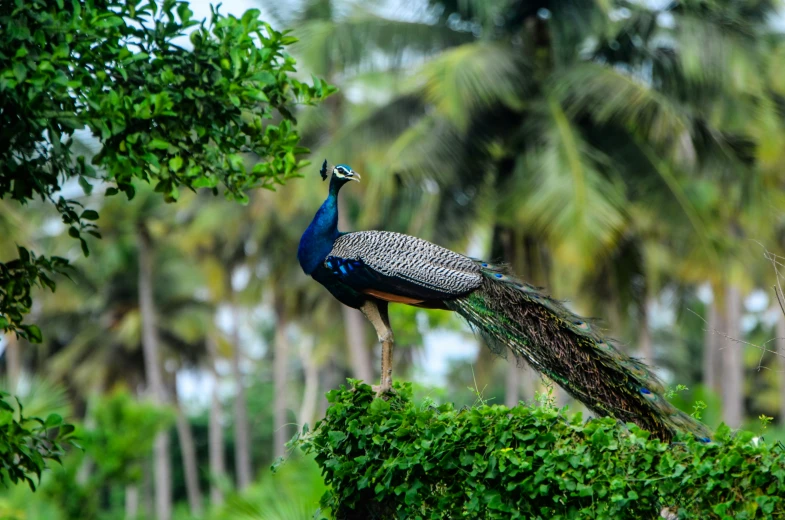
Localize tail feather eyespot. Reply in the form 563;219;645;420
640;387;656;400
573;320;590;332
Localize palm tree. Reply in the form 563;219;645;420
31;186;215;518
137;222;174;520
172;193;256;490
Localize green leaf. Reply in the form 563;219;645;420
169;156;183;172
13;63;26;82
78;176;93;195
328;431;347;445
24;324;42;343
149;138;171;150
44;414;63;428
81;210;99;221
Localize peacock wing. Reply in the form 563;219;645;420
325;231;482;302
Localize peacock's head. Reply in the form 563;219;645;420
320;159;360;184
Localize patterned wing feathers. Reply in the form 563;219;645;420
328;231;482;297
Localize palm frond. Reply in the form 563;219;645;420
553;62;691;147
668;14;768;97
416;42;531;130
324;93;428;159
291;14;472;76
508;98;627;273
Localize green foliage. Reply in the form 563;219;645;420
296;381;785;519
0;392;76;491
42;390;172;519
0;247;67;342
213;456;327;520
0;0;335;338
83;390;173;484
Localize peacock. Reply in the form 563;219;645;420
297;161;711;442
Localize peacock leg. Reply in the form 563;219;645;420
359;300;394;396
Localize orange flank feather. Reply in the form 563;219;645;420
361;289;425;304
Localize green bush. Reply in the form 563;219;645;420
295;381;785;519
42;390;172;520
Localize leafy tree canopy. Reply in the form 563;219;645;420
0;0;335;340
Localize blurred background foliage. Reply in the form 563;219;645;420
3;0;785;518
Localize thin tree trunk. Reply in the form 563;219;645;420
76;401;96;485
230;295;252;490
76;405;96;486
722;284;744;427
5;334;20;391
142;459;153;519
207;335;225;506
777;309;785;426
173;384;203;517
319;360;340;417
273;298;289;460
337;197;374;383
138;225;172;520
342;308;373;383
125;485;139;520
520;364;535;402
473;345;496;393
703;297;722;394
505;363;520;408
298;338;319;429
638;299;653;362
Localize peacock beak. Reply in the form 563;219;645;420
349;170;361;182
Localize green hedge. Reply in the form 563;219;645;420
294;381;785;519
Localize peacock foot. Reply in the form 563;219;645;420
372;383;395;398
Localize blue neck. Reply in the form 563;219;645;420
298;177;345;274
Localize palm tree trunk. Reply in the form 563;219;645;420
638;299;653;362
125;485;139;519
4;333;20;391
137;224;172;520
473;346;496;392
207;335;225;505
173;382;203;517
776;308;785;426
722;283;744;427
319;360;340;417
273;297;289;459
230;297;252;490
703;297;722;394
505;364;520;408
342;308;374;383
142;460;153;518
298;339;319;429
337;197;374;383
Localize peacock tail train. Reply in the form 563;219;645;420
443;261;712;443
